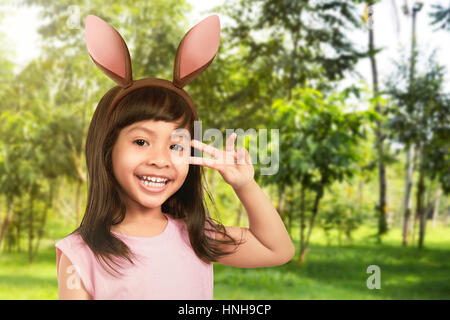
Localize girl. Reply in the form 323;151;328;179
55;14;294;300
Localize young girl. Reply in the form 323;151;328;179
55;14;295;300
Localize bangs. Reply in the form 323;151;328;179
110;86;194;133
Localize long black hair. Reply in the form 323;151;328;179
71;86;244;277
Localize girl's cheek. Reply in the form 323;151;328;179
176;164;189;181
180;163;189;175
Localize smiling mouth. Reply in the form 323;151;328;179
136;175;169;184
135;175;171;193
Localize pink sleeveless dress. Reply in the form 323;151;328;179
55;213;214;300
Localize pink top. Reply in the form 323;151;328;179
55;213;214;300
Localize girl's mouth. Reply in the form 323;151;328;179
135;175;171;193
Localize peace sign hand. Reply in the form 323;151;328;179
189;133;255;191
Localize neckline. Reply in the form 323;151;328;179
110;213;171;241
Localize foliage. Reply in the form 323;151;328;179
265;86;377;191
0;0;444;266
203;0;371;132
319;200;368;246
429;3;450;31
217;0;368;86
386;50;450;193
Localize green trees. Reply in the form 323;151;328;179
386;51;450;249
266;87;376;262
366;0;389;240
0;0;447;266
429;2;450;31
1;0;197;258
0;56;83;261
216;0;367;99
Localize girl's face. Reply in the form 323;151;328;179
112;119;191;209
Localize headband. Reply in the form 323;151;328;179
85;14;221;120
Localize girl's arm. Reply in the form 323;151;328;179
211;179;295;268
190;134;295;268
58;253;93;300
233;179;295;258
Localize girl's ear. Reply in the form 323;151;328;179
85;15;133;87
173;15;220;88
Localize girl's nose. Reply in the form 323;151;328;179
147;146;171;167
150;158;169;167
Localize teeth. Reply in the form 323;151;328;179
138;175;169;187
139;175;168;183
141;180;165;187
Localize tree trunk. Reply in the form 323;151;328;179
0;196;14;253
402;144;415;246
409;6;421;246
55;176;65;218
416;143;426;249
299;246;308;264
74;84;90;225
276;185;287;232
368;3;388;239
28;185;35;263
17;201;22;252
305;188;323;248
31;179;56;261
276;185;286;216
287;7;302;101
68;133;86;226
298;183;306;264
431;185;442;229
6;224;15;253
287;206;292;236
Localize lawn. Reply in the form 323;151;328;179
0;219;449;300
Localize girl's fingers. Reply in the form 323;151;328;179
234;147;251;164
188;156;218;169
191;139;222;159
236;147;246;164
245;148;251;163
226;133;237;153
191;136;250;167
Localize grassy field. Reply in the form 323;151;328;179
0;219;449;300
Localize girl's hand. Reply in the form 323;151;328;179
189;133;255;190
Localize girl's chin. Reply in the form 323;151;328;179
136;200;165;209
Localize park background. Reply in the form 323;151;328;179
0;0;449;299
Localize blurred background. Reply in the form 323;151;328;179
0;0;449;299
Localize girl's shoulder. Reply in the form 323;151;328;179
55;231;87;250
55;231;96;298
55;232;96;272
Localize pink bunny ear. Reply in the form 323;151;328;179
173;15;220;88
85;15;133;87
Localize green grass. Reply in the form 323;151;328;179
1;220;449;299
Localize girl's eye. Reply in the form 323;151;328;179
171;144;184;151
134;139;148;147
134;140;183;151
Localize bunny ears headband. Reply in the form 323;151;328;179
85;14;221;119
